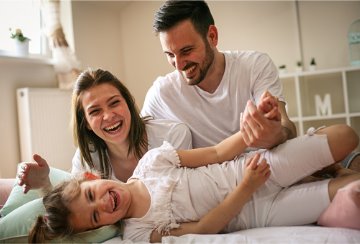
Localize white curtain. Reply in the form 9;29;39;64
41;0;81;89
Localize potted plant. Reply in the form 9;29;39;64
9;28;30;56
278;64;287;75
309;57;317;71
296;61;303;72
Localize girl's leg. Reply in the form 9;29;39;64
315;124;358;163
263;124;358;187
313;125;359;178
264;180;331;227
264;173;360;227
328;173;360;200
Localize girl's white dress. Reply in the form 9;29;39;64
124;130;333;242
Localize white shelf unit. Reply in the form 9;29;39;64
280;66;360;151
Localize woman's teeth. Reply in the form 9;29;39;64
104;122;121;132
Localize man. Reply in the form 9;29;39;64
141;0;297;149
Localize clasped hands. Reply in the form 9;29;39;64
240;91;282;149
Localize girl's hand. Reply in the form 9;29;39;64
17;154;51;193
258;91;281;121
243;153;271;191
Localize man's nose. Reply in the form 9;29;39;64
174;56;185;70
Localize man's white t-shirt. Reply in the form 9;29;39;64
71;119;192;180
141;51;284;148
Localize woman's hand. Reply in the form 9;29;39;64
17;154;51;193
243;153;271;191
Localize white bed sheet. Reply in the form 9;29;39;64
103;226;360;244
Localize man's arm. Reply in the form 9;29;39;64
150;154;270;243
278;101;297;142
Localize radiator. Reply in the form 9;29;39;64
17;88;75;171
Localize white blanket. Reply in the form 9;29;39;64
104;226;360;243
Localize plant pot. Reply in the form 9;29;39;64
309;64;316;71
13;39;29;57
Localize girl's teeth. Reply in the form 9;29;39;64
110;191;117;211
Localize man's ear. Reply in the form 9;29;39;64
207;25;218;46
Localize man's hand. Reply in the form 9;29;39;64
258;91;281;121
241;99;284;149
17;154;51;193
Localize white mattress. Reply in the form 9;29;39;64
104;226;360;243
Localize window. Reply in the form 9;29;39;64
0;0;46;56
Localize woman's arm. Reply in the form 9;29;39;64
150;154;271;242
177;131;247;168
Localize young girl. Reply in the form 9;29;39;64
29;123;360;243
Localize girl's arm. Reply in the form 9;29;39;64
17;154;52;194
150;154;270;243
177;92;280;168
177;131;247;168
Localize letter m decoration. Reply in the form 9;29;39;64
315;94;332;116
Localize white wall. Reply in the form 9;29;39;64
0;58;57;178
71;1;128;82
71;1;359;108
299;1;360;69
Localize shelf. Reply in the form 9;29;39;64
280;66;360;136
279;66;360;79
299;113;348;121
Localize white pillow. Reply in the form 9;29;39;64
0;166;70;217
0;197;121;242
0;166;121;242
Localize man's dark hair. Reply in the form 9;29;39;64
153;0;214;39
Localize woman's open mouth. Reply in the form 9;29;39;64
104;121;122;133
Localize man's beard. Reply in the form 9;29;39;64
184;41;215;86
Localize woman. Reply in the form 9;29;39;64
29;123;360;243
18;68;192;192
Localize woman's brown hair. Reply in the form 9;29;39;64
71;68;147;179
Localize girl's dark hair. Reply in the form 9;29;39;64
153;0;214;39
71;68;147;179
28;178;83;242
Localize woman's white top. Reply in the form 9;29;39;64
71;119;192;179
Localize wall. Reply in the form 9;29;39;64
299;1;360;69
71;1;128;83
0;57;57;178
104;1;360;108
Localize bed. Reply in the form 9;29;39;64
102;226;360;243
1;168;360;243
